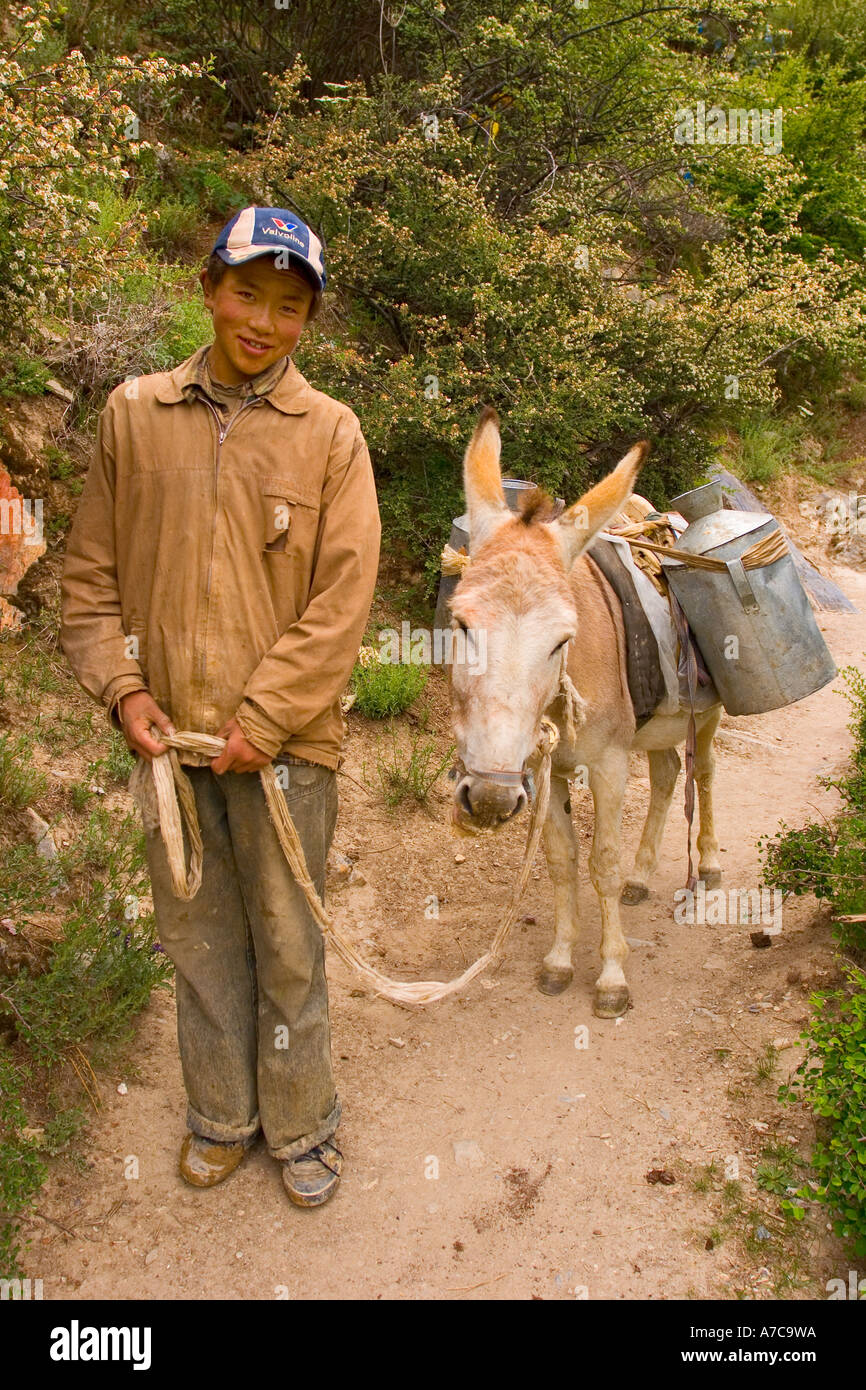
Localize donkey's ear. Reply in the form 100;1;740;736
552;441;650;568
463;406;510;554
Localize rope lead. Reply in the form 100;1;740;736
146;718;563;1007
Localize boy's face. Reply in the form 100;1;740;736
200;257;315;384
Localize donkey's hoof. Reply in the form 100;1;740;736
621;880;649;905
699;868;722;888
593;986;630;1018
537;966;573;996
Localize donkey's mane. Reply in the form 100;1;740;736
516;486;561;527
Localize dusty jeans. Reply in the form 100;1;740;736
130;755;340;1160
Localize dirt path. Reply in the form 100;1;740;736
22;567;865;1301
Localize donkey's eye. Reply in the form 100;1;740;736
551;638;569;657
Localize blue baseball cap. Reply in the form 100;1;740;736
211;206;327;299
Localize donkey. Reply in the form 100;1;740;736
448;407;723;1018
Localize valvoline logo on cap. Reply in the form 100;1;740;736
262;218;306;249
212;206;326;291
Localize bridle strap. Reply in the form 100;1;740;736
463;766;527;786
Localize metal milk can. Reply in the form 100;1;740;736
660;479;837;715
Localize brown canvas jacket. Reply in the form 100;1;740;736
60;346;381;769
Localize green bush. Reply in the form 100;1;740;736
719;411;819;486
351;658;428;719
0;843;61;917
779;970;866;1256
0;732;48;811
762;661;866;1253
760;664;866;955
706;51;866;267
143;198;201;259
0;354;50;399
102;730;137;785
0;1048;47;1275
0;805;171;1273
47;257;212;403
368;727;454;810
242;48;862;580
842;378;866;412
132;146;248;224
9;894;169;1071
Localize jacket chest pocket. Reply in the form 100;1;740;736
260;479;320;560
262;491;293;552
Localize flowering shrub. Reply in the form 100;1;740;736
240;54;863;584
2;0;865;569
0;2;203;338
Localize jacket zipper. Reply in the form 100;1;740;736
200;394;264;684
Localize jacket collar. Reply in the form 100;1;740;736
153;344;312;414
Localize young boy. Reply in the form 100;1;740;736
60;206;381;1207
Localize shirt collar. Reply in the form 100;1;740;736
197;345;288;406
153;344;312;414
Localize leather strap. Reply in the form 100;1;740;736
669;589;698;893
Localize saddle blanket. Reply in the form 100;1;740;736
586;531;718;727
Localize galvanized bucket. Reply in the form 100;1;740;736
661;480;837;715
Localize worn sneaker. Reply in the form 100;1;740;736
179;1132;248;1188
280;1140;343;1208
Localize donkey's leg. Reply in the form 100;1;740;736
538;773;580;996
588;749;631;1018
621;747;681;905
696;705;723;887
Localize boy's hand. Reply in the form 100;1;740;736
211;718;271;774
119;691;177;761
